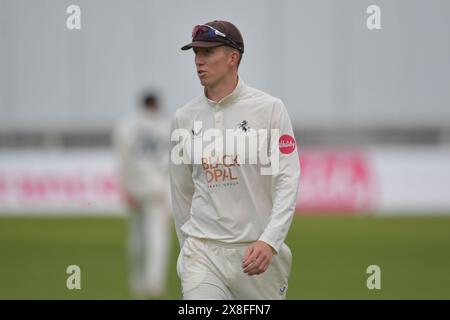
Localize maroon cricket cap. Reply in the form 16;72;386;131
181;20;244;53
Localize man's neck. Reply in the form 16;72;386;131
205;74;239;103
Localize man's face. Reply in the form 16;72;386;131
194;46;233;87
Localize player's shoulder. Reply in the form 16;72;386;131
173;95;204;120
178;95;205;112
242;83;285;109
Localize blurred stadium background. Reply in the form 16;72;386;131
1;0;450;299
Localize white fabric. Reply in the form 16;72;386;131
113;109;171;201
178;237;292;300
170;79;301;253
113;109;172;297
128;198;171;296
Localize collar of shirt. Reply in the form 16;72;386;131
204;77;245;109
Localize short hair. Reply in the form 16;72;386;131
142;94;159;110
143;94;157;106
223;46;243;68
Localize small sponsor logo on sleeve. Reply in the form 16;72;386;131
279;134;296;154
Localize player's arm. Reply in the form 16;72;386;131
260;99;300;252
243;99;300;275
169;112;195;249
112;121;138;210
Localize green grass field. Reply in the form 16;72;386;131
1;215;450;299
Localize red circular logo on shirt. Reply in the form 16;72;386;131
279;135;296;154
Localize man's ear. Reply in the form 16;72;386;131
229;50;240;67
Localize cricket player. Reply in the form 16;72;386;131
113;94;171;299
170;20;301;299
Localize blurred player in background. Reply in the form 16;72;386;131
170;20;300;299
113;93;171;299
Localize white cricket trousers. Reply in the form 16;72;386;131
177;237;292;300
128;197;171;296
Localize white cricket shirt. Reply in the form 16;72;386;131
113;109;171;200
170;78;300;253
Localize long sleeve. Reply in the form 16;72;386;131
169;112;195;249
259;99;301;253
112;119;131;189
